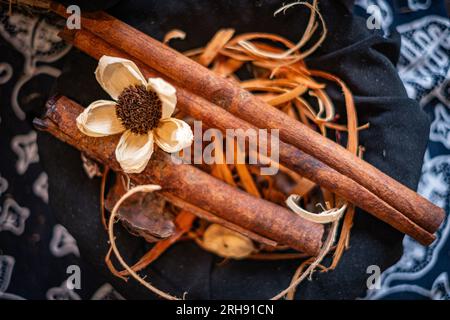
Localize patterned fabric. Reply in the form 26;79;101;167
355;0;450;300
0;7;123;300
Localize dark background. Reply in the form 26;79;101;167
0;0;448;300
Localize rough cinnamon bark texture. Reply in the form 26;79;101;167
34;96;324;255
50;4;444;234
60;28;437;245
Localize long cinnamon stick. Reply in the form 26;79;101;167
61;28;436;245
51;4;443;234
34;95;324;255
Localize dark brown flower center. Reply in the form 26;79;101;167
116;84;162;135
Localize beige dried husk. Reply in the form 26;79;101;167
200;224;256;259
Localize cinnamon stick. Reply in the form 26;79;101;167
61;28;436;245
34;95;324;255
51;4;444;234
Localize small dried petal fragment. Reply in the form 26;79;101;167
202;224;255;259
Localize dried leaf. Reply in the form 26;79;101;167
105;175;175;242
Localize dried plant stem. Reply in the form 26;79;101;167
269;202;345;299
271;216;341;300
310;70;358;154
116;211;196;276
328;204;355;270
100;166;110;231
285;257;329;300
238;1;326;63
107;184;180;300
327;148;364;269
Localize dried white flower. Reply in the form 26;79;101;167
76;56;193;173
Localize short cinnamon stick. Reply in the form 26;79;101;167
34;95;324;255
61;28;436;245
51;5;443;234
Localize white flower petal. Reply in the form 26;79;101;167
95;56;147;100
76;100;125;137
154;118;193;153
147;77;177;119
115;130;154;174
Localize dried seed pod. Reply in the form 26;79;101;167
202;224;255;259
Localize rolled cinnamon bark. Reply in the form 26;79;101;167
60;28;436;245
34;95;324;255
50;4;444;234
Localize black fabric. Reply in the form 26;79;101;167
36;0;430;299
